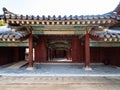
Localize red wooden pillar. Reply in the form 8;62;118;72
28;33;33;68
71;36;81;62
35;39;40;62
85;30;91;70
39;37;47;62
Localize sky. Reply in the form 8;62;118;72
0;0;120;16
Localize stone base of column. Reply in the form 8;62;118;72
84;66;92;71
26;67;35;70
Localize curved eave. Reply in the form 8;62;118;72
90;29;120;42
2;3;120;26
0;26;30;42
3;11;118;26
5;18;117;26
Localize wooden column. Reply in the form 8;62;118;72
28;33;33;68
85;30;91;70
39;37;47;62
35;39;40;62
71;36;81;62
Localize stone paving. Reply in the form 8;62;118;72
0;63;120;90
6;61;28;69
0;76;120;90
0;63;120;76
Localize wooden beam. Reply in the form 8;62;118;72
7;19;115;26
32;25;97;31
0;41;28;47
90;41;120;47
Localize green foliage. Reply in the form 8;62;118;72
0;20;6;26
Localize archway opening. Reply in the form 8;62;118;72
47;38;72;62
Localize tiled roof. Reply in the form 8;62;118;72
4;13;120;21
2;3;120;21
0;26;11;32
90;29;120;41
0;26;29;41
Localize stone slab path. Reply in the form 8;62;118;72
6;61;28;69
0;63;120;90
0;76;120;90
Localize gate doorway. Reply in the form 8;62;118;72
34;35;83;63
47;38;72;62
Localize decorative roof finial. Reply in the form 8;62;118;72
2;7;16;15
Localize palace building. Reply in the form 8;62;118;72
0;3;120;70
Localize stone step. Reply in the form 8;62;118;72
6;61;28;69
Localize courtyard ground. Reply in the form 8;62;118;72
0;76;120;90
0;62;120;76
0;62;120;90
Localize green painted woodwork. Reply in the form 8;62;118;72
73;26;86;30
32;30;85;35
32;30;44;35
0;41;28;47
0;39;120;47
90;41;120;47
32;26;45;30
32;25;89;31
47;39;71;50
32;25;95;35
49;44;70;48
74;31;85;35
